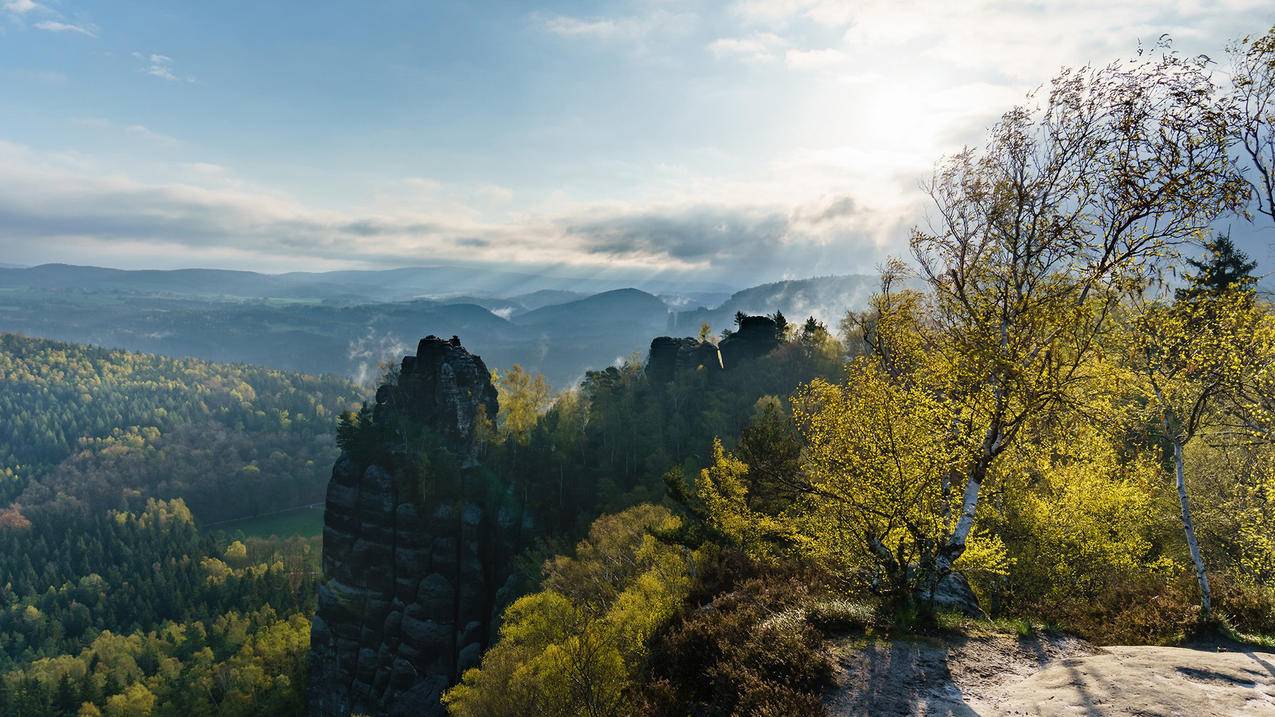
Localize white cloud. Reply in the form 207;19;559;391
3;0;41;14
71;117;181;147
784;47;844;71
402;177;443;193
536;9;696;45
186;162;228;176
34;20;96;37
708;32;785;63
125;124;180;146
133;52;192;82
732;0;854;27
0;141;896;279
477;184;514;203
542;15;625;38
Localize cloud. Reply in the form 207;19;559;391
3;0;40;14
476;184;514;203
709;34;847;71
0;141;897;281
71;117;181;146
132;52;192;82
34;20;96;37
186;162;228;176
707;32;785;63
564;205;791;263
558;194;895;278
541;15;627;39
402;177;443;193
784;47;844;70
125;124;180;146
535;9;696;45
732;0;854;27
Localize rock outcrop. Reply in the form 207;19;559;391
645;336;724;383
309;336;513;717
928;572;985;618
718;314;781;368
646;314;779;383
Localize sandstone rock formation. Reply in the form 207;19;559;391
646;336;723;383
309;336;514;717
718;314;781;368
647;314;779;382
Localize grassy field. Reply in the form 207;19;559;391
213;505;325;538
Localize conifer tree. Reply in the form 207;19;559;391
1176;234;1259;302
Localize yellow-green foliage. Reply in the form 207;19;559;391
998;425;1167;605
493;364;552;444
694;439;795;562
443;504;695;717
1186;440;1275;584
4;608;310;716
790;358;970;590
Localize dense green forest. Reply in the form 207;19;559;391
480;316;846;540
0;498;319;714
0;335;356;714
0;333;359;521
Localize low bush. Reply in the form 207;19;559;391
644;576;834;717
1213;574;1275;637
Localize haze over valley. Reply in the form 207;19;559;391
0;262;882;386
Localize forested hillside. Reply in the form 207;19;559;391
0;334;360;522
310;315;847;714
0;335;362;714
0;498;319;714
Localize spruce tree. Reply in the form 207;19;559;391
1176;234;1259;302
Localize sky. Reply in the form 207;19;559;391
1;0;1273;286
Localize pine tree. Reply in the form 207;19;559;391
770;311;790;341
1176;234;1259;302
56;673;79;714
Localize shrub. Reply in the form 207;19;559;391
1213;574;1275;636
644;576;833;717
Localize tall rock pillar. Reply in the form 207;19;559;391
309;336;509;716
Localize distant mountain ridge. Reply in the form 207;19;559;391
516;288;667;327
0;263;734;304
0;271;885;386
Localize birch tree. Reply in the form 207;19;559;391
1123;290;1261;619
1229;26;1275;223
909;46;1247;588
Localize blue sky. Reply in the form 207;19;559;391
1;0;1272;284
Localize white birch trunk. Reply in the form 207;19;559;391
1174;439;1212;618
935;476;982;575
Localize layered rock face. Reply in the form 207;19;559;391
309;336;510;717
377;336;498;460
647;314;779;382
718;315;781;367
645;336;724;382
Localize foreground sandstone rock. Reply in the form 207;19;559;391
974;645;1275;716
309;336;514;717
825;633;1275;716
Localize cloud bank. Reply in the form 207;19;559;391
0;141;900;281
